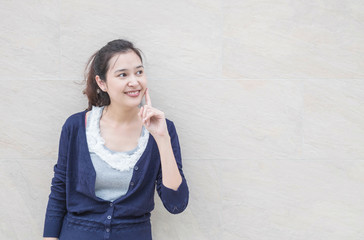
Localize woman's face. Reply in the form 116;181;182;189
97;50;147;108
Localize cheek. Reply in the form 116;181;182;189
141;77;147;86
110;83;127;94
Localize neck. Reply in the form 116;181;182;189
102;103;140;126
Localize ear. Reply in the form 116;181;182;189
95;75;107;92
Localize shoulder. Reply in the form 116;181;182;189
62;110;88;131
165;117;174;129
165;117;179;135
165;117;173;125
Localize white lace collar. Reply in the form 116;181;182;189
86;105;150;172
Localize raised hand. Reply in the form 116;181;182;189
138;88;169;139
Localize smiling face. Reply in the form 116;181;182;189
95;50;147;108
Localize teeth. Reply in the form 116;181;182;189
126;91;139;94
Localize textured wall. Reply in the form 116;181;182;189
1;0;364;239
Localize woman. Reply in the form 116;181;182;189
43;39;189;240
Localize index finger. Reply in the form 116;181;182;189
145;88;152;107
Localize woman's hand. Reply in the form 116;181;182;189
138;88;169;140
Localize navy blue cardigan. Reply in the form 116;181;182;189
43;109;189;237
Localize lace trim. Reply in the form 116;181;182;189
86;105;150;171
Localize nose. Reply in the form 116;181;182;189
128;75;139;86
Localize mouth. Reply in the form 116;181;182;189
124;90;141;97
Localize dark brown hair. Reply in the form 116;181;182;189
82;39;143;110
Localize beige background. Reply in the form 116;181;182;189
1;0;364;239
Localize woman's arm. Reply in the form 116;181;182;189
139;89;189;213
43;124;69;238
154;133;182;190
155;121;189;214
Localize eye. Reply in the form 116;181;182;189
118;73;127;77
136;70;143;75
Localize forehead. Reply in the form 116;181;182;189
108;51;142;72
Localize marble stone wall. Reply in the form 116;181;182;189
1;0;363;239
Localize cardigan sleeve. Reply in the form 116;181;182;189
43;124;69;237
156;121;189;214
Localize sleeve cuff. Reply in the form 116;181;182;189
160;178;189;214
43;216;64;238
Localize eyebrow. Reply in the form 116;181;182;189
114;65;144;73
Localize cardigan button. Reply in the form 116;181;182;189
134;166;139;171
130;181;135;186
107;215;112;220
106;228;110;232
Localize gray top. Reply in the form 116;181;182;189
86;109;144;202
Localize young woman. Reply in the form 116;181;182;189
43;39;189;240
